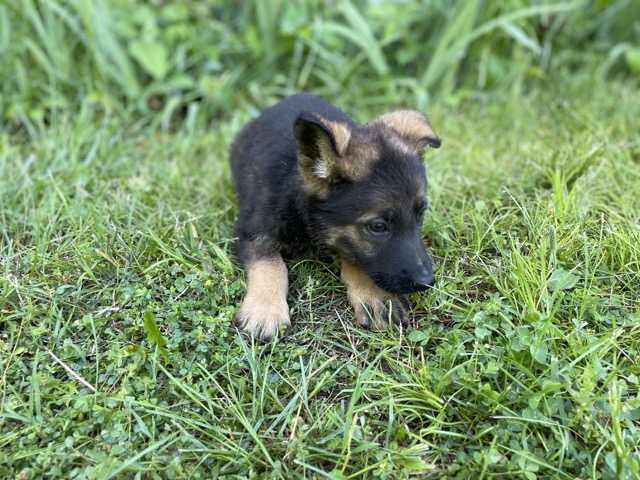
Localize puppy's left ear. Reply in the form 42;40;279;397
374;110;441;152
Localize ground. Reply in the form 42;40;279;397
1;77;639;479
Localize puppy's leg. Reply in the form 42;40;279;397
234;254;290;341
341;260;409;329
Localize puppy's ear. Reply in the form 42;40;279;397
374;110;440;152
294;112;351;188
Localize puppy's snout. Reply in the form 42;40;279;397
410;253;435;291
411;271;435;291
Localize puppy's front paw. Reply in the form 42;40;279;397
234;300;291;341
351;293;409;330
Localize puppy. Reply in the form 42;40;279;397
229;93;440;340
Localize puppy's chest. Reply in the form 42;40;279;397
272;218;323;259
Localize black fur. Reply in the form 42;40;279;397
230;93;355;261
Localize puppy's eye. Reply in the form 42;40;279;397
367;221;388;234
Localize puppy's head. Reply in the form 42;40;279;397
294;108;440;294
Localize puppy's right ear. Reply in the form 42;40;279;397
294;112;351;191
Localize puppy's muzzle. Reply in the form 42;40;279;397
410;270;436;291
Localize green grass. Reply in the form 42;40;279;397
2;75;639;479
2;2;639;477
3;0;639;124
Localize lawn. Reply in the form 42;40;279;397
2;75;639;479
2;2;640;479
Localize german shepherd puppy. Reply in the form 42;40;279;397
230;93;440;340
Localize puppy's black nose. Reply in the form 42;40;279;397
412;272;435;291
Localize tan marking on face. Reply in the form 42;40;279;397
355;211;381;224
323;223;377;260
344;224;365;246
234;257;290;341
340;260;407;329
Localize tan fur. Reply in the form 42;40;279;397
340;142;379;180
321;223;379;262
373;110;440;152
341;260;408;329
322;118;351;155
234;258;290;340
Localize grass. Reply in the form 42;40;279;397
4;0;638;124
1;73;639;479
